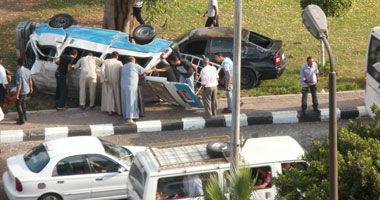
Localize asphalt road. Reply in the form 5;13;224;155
0;118;372;199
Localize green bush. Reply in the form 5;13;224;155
300;0;355;17
273;105;380;200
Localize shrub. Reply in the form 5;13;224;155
273;105;380;200
300;0;355;17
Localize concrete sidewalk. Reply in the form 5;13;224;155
0;90;366;143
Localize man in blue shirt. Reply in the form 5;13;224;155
15;58;33;125
215;53;233;113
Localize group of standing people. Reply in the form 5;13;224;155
0;56;33;125
54;50;153;125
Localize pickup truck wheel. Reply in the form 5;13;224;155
241;68;257;89
133;24;157;45
207;141;230;158
39;193;62;200
49;14;76;29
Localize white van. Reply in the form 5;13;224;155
365;26;380;118
126;136;306;200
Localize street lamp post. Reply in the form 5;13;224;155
302;4;338;200
231;0;242;168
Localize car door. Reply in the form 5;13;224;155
86;155;129;199
51;155;92;200
144;76;203;108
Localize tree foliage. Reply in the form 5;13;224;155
205;166;255;200
300;0;355;17
273;105;380;200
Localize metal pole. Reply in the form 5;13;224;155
321;39;326;66
321;36;338;200
231;0;242;168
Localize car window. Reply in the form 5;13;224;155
249;32;272;48
182;40;207;55
224;166;272;190
62;47;102;64
53;155;89;176
105;53;152;67
24;144;50;173
367;35;380;83
100;139;134;166
209;39;233;54
36;43;56;62
86;155;121;173
157;172;216;199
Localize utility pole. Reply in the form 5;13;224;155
231;0;242;168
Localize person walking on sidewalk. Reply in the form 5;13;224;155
203;0;219;27
73;52;104;110
101;51;123;116
133;0;145;25
200;57;218;119
0;56;10;110
120;57;155;125
55;49;78;111
214;52;233;113
300;56;320;116
15;58;33;125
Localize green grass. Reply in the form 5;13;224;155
1;0;378;110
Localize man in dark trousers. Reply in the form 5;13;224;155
133;0;145;25
300;56;321;116
203;0;219;27
54;49;78;111
15;58;33;125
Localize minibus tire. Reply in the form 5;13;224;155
207;141;230;158
49;14;77;29
133;24;157;45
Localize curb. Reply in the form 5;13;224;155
0;106;368;143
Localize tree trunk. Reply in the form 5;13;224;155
103;0;134;33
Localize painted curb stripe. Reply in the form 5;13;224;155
247;115;273;125
162;121;183;131
357;106;367;117
206;118;226;127
272;110;299;124
113;124;137;134
90;124;114;137
136;120;161;132
321;108;341;121
224;113;248;127
0;130;24;143
45;127;68;140
182;117;206;130
340;110;359;119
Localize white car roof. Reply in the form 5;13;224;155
137;136;304;175
241;136;305;165
43;136;105;158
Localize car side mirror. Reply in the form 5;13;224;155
118;167;127;173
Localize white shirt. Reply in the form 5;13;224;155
182;175;204;197
300;62;319;88
200;65;219;88
134;0;143;7
207;0;218;17
73;56;104;79
0;64;8;88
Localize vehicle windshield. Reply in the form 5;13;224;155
367;35;380;83
24;144;50;173
100;139;134;166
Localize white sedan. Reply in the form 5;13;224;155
2;136;146;200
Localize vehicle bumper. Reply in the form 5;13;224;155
2;172;37;200
258;63;286;80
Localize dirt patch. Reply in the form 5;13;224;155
0;0;50;23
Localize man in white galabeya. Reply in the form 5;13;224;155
300;56;321;116
203;0;219;27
